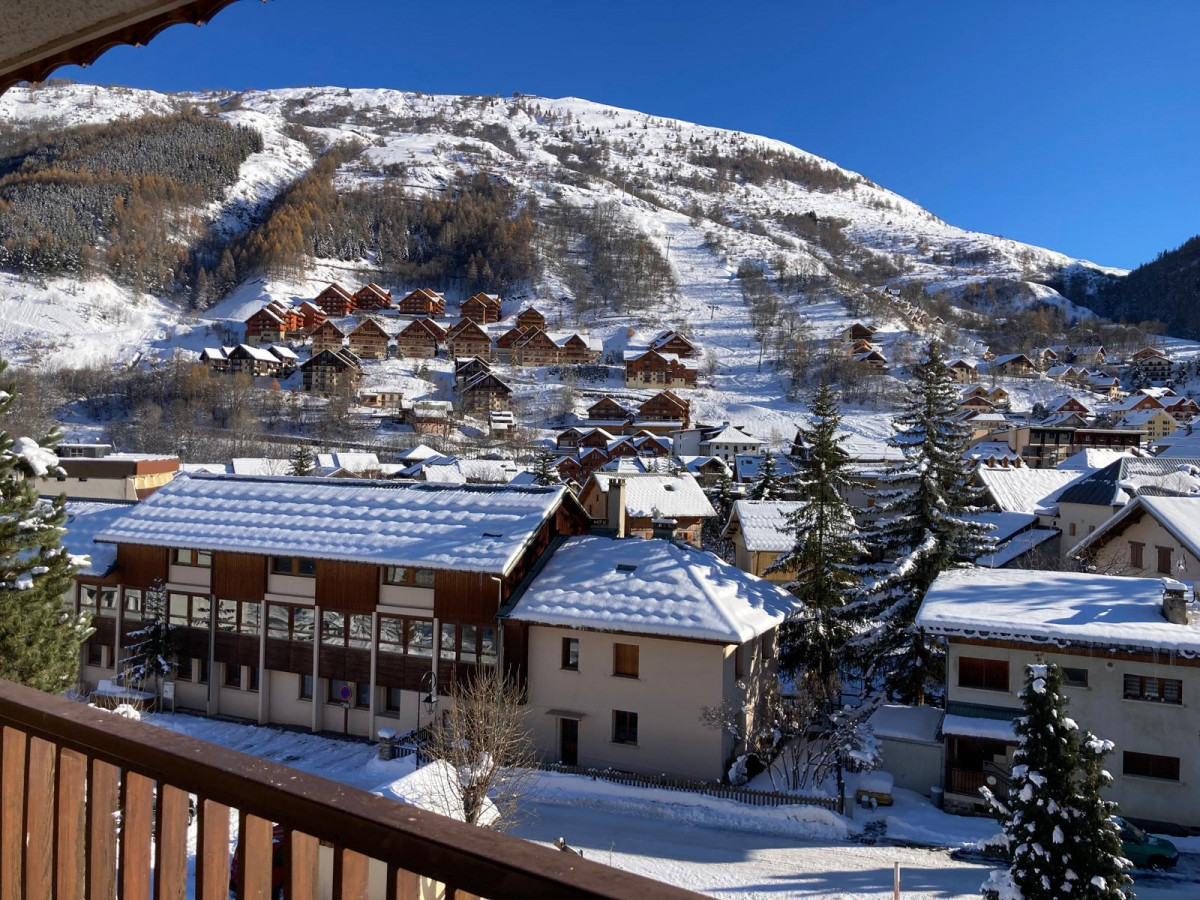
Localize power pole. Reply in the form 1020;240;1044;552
707;303;719;320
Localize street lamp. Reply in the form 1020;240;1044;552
415;669;438;768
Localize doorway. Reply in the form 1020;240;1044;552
560;718;578;766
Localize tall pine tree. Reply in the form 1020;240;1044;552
290;443;316;476
532;449;563;486
769;381;864;707
855;342;993;703
0;358;91;691
982;664;1131;900
746;449;783;501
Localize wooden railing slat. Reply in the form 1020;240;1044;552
153;784;190;900
286;830;319;900
119;771;153;900
87;758;119;900
24;736;57;898
1;726;28;899
238;813;274;900
333;847;369;900
195;800;230;900
386;864;420;900
56;747;88;899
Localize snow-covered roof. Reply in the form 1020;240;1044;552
976;467;1087;514
64;501;136;577
961;511;1037;543
181;463;230;475
867;704;944;744
1069;495;1200;562
590;473;716;518
702;425;764;446
1056;456;1200;507
976;528;1058;568
916;568;1200;655
1045;394;1093;414
316;452;380;474
734;453;796;482
95;473;572;576
941;714;1017;742
963;441;1021;464
725;500;802;552
1159;430;1200;458
234;344;282;363
677;455;730;476
507;535;799;643
1056;448;1135;471
395;444;442;462
1117;408;1172;427
230;458;295;476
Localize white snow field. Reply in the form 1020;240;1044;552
142;712;1188;900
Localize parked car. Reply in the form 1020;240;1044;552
229;824;286;899
1115;817;1179;870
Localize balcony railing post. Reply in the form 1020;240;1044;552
1;725;28;897
195;799;230;900
56;747;88;898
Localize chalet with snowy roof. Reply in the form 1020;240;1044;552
461;292;503;324
555;333;601;365
623;349;698;389
1113;390;1165;415
505;535;797;780
555;427;586;452
648;330;699;359
1070;495;1200;579
984;386;1010;408
1074;344;1106;368
314;283;356;317
948;358;979;384
446;320;492;360
700;425;766;463
1116;407;1177;440
916;567;1200;828
244;305;287;345
957;394;994;415
347;318;391;361
579;472;716;547
458;371;513;414
575;427;616;451
721;500;801;581
852;348;889;372
988;353;1036;377
395;318;441;358
454;356;493;387
356;389;404;411
637;390;691;431
397;288;445;317
405;399;454;437
310;319;347;355
1046;364;1089;386
586;396;632;427
296;300;326;333
841;322;877;343
225;344;289;378
300;348;362;395
72;474;589;738
199;347;231;372
1087;373;1122;399
963;441;1023;469
733;453;796;485
1044;395;1093;418
515;307;546;331
1130;346;1172;382
353;283;392;311
511;328;560;366
677;455;730;487
1162;395;1199;422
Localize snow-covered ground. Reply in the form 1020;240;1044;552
141;712;1189;899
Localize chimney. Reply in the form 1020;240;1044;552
1162;578;1189;625
607;477;627;538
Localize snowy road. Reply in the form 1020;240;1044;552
516;801;1183;900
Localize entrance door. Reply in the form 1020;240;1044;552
560;718;578;766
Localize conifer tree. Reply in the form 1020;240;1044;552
122;581;179;699
769;382;863;706
703;465;737;552
854;342;993;703
532;449;562;486
0;359;90;691
746;449;782;501
290;443;316;477
982;664;1132;900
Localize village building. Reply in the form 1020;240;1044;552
699;425;766;463
1130;347;1173;382
555;333;601;365
1086;373;1123;399
948;358;979;384
1116;407;1178;440
511;328;560;366
300;348;362;395
636;391;691;432
459;371;513;414
988;353;1036;377
454;356;493;388
41;445;180;502
1112;390;1165;416
397;288;445;317
578;472;716;547
405;399;454;437
353;283;392;311
585;397;632;428
841;322;878;343
395;318;442;359
648;330;699;359
1162;395;1199;421
199;347;231;372
1043;395;1093;418
733;453;796;485
461;292;503;324
225;344;289;378
491;326;528;363
310;320;348;355
296;300;326;334
314;283;357;317
851;348;888;372
356;389;404;412
244;305;287;345
488;410;515;438
347;318;391;361
446;320;492;360
72;475;589;738
721;500;802;581
624;349;698;389
1070;495;1200;578
506;535;796;780
677;456;730;488
916;568;1200;829
1074;344;1106;368
515;307;547;331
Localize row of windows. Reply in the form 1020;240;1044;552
1128;541;1175;574
561;638;639;678
958;657;1182;704
168;550;437;587
298;675;404;712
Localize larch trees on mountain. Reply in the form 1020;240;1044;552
0;359;91;691
854;342;993;704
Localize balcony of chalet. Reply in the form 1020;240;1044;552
0;679;701;900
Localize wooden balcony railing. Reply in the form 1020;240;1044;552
0;679;705;899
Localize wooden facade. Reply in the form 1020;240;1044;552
462;293;503;324
515;307;546;331
347;318;390;360
511;328;559;366
244;307;286;345
397;288;445;316
446;320;492;360
638;390;691;428
588;396;631;422
310;320;347;355
314;284;356;317
300;349;362;394
459;372;512;413
353;283;392;311
625;350;697;389
649;330;699;358
556;333;598;365
395;318;440;358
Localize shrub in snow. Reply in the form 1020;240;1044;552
981;663;1131;900
0;359;90;691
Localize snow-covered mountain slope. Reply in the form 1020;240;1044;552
0;82;1127;441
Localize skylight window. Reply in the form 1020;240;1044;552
482;531;504;538
616;563;638;572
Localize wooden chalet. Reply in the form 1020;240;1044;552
649;330;699;358
244;305;287;345
459;371;513;414
296;300;327;333
462;292;503;324
396;318;441;359
310;320;348;355
852;348;888;371
556;333;599;365
354;283;393;311
348;318;391;361
226;344;288;378
1075;345;1106;368
587;396;632;425
624;349;698;389
841;322;878;343
555;455;587;484
407;400;454;437
989;353;1036;378
515;307;547;331
1131;347;1173;382
492;325;528;362
577;428;617;450
446;320;492;360
948;358;980;384
512;328;560;366
454;356;493;387
357;389;404;410
314;283;357;317
555;427;586;451
300;348;362;394
398;288;445;317
199;347;230;372
638;390;691;431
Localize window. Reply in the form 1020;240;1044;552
322;610;345;646
123;589;143;620
98;587;118;618
383;566;408;585
348;615;372;650
460;625;478;664
440;624;457;661
173;548;212;568
613;643;640;678
356;682;372;709
1129;542;1144;569
196;658;209;685
168;593;211;629
414;569;435;588
191;596;211;629
386;688;402;713
240;602;261;636
80;584;97;611
224;664;242;689
1123;751;1180;781
86;641;104;667
612;710;638;745
299;674;313;699
1062;667;1089;688
1123;674;1182;704
1157;546;1173;575
958;657;1009;692
292;608;315;642
1068;523;1077;537
562;637;579;671
409;620;434;657
248;666;260;692
267;604;291;639
217;599;239;632
480;627;497;665
272;557;317;577
176;656;193;681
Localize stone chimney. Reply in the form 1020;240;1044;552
1162;578;1189;625
606;477;627;538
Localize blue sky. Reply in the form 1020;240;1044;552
60;1;1199;269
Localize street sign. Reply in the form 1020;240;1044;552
162;682;175;701
338;683;353;702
